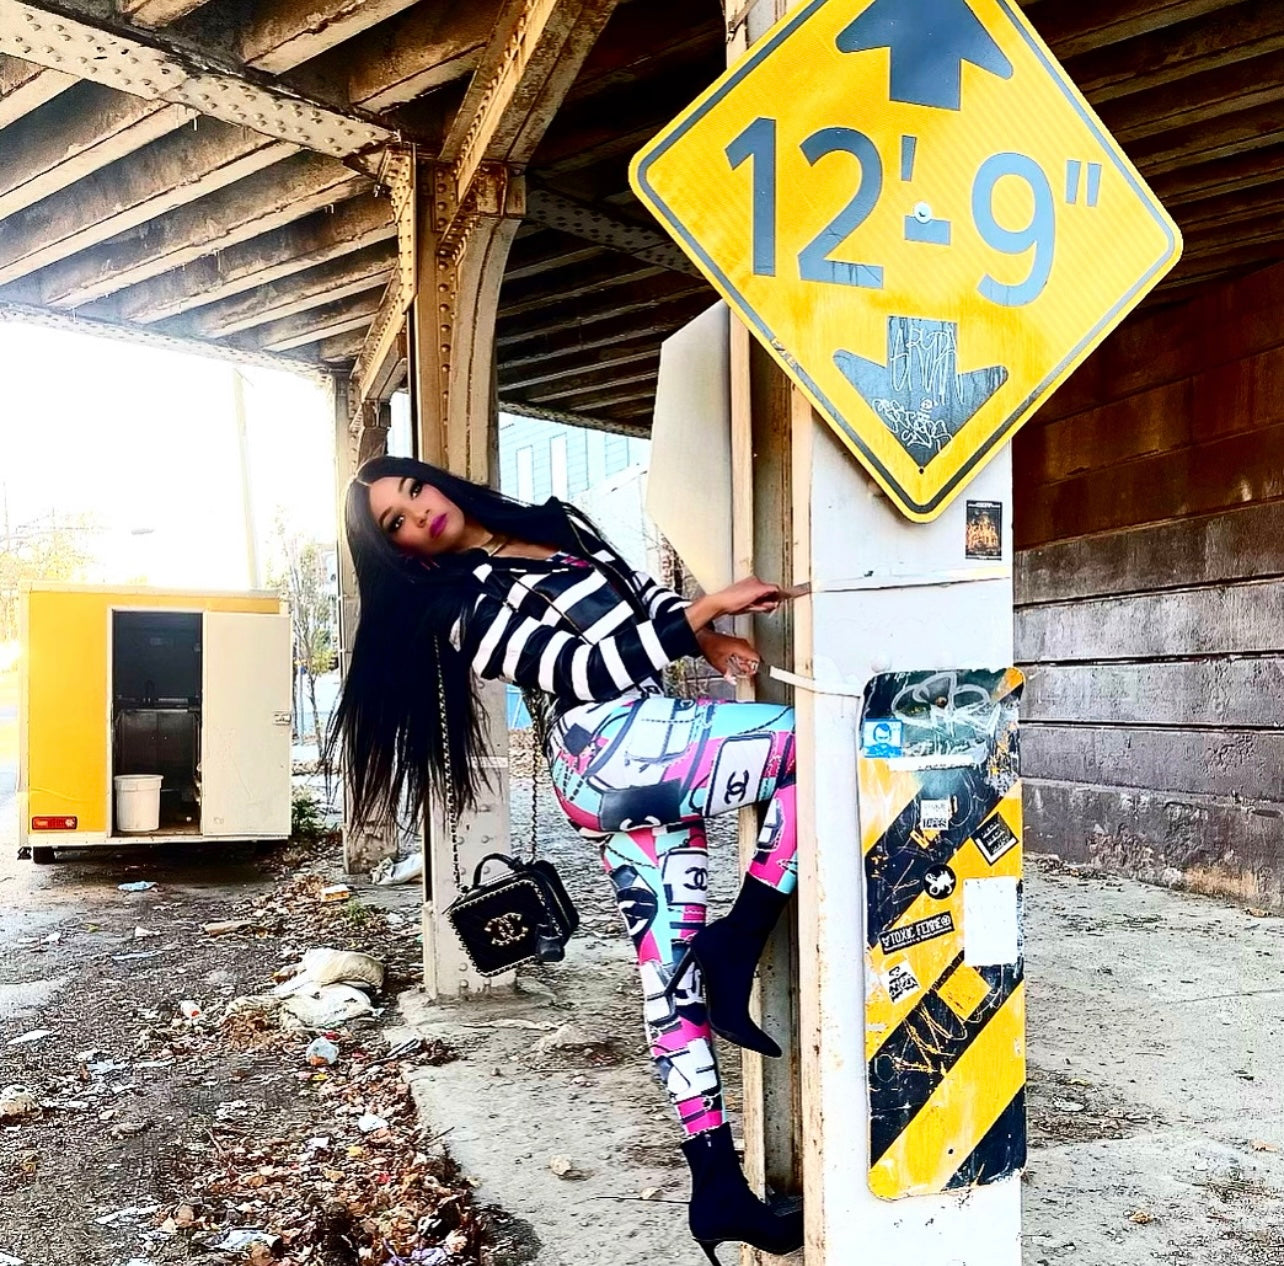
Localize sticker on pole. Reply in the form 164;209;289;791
858;667;1025;1199
630;0;1182;521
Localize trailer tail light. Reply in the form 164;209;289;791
31;816;77;831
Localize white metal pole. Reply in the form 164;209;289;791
796;418;1019;1264
231;368;261;590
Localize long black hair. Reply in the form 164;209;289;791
327;455;641;829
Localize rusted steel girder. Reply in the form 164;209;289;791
0;0;393;162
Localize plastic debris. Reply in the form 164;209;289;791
357;1112;388;1134
274;948;385;998
0;1251;24;1265
179;1000;203;1020
40;932;61;945
281;984;377;1030
319;884;351;902
0;1086;38;1121
205;1228;282;1253
382;1037;423;1062
6;1030;52;1047
133;927;159;939
372;853;424;886
117;881;155;892
305;1036;339;1066
94;1204;160;1226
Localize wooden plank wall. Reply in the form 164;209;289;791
1013;259;1284;910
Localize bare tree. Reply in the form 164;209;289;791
0;511;100;643
270;523;336;768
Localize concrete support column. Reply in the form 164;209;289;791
413;162;526;998
332;378;398;874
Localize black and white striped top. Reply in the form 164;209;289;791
451;534;700;717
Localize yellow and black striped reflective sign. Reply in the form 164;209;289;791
859;668;1025;1200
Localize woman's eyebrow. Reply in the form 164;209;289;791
377;478;411;529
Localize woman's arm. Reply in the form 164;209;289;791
626;564;784;636
683;577;783;633
458;589;703;703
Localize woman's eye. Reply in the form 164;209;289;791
389;515;403;534
410;481;422;498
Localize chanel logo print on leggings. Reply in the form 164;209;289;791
485;912;528;947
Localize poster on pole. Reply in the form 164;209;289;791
858;667;1025;1199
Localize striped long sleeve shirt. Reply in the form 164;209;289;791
452;536;701;715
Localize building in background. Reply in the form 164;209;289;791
498;413;655;570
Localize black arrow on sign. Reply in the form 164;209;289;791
834;316;1008;467
836;0;1013;112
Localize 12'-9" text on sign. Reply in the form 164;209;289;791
631;0;1182;521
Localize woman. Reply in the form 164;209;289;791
331;455;802;1264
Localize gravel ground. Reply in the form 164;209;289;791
0;833;497;1266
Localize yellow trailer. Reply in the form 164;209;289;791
17;583;293;862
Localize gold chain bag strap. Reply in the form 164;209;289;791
436;639;579;978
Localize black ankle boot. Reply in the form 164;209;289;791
671;876;790;1057
681;1123;803;1264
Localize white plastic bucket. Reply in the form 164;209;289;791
114;774;164;833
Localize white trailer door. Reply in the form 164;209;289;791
201;610;292;838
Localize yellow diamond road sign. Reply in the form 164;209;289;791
629;0;1182;521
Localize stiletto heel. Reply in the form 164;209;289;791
669;877;791;1058
682;1125;803;1261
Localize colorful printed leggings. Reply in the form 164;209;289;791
547;695;798;1136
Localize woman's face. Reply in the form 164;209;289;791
367;475;467;560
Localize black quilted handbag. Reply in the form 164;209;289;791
436;651;578;977
445;853;580;977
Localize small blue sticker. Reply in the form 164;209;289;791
862;719;904;757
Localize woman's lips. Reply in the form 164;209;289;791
429;513;448;539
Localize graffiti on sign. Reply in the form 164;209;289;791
860;666;1025;1199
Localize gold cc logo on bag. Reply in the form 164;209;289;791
486;912;528;946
